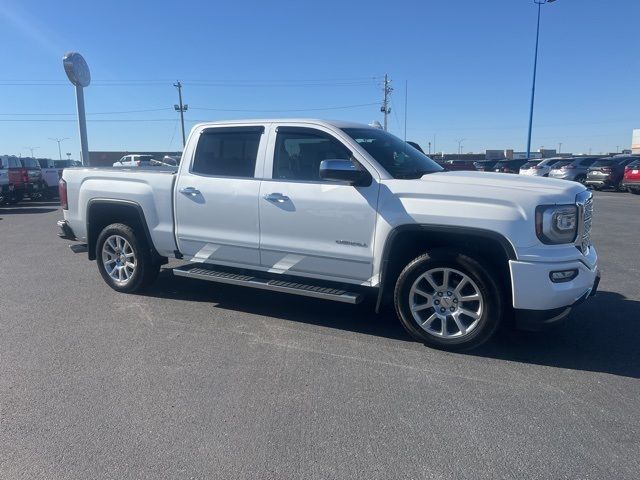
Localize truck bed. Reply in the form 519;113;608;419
62;167;178;256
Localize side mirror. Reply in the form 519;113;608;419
319;159;370;186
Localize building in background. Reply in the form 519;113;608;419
633;129;640;155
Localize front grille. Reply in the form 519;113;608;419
581;196;593;253
576;191;593;255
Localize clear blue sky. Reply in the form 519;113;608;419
1;0;638;159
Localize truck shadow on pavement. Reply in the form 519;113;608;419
145;271;640;379
0;200;60;216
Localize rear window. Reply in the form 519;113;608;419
192;127;263;178
592;159;616;167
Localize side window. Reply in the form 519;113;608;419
274;128;351;181
192;127;262;178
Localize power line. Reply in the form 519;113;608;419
0;108;173;116
190;102;379;113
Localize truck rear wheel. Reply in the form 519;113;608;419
394;250;503;351
96;223;159;293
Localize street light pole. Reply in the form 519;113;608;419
49;137;69;160
24;146;39;157
526;0;556;161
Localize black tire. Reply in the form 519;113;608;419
394;249;503;351
96;223;159;293
631;189;640;195
574;174;586;184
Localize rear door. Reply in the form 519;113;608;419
175;125;267;267
258;125;379;284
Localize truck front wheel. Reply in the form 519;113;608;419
96;223;159;293
394;250;503;351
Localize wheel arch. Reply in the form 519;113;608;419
375;224;516;313
86;199;161;262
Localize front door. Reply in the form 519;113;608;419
259;126;379;284
175;125;266;267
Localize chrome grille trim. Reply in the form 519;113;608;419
575;190;593;255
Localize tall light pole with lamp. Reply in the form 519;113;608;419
526;0;557;161
49;137;69;161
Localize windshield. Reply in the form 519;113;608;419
21;158;40;168
342;128;443;179
521;161;540;168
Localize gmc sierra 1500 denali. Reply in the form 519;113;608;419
57;119;600;350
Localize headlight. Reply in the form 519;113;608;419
535;204;578;244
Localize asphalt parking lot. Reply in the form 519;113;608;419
1;191;639;480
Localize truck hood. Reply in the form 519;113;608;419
421;171;584;197
379;171;587;249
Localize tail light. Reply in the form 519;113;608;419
59;178;68;210
22;169;29;183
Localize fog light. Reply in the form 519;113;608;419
550;269;578;283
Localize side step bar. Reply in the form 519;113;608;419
172;264;363;304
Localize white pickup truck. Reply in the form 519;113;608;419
58;119;600;350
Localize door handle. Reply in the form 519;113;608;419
180;186;201;196
264;192;290;203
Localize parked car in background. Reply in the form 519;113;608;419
473;160;499;172
113;154;157;167
37;159;65;198
0;163;13;205
1;157;22;203
19;158;45;200
493;159;529;174
1;157;44;202
439;159;477;171
621;159;640;194
519;158;564;177
548;157;599;184
585;156;637;191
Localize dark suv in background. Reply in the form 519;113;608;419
585;156;638;191
493;159;529;174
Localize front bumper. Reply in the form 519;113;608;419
509;248;599;330
514;270;600;331
25;181;43;194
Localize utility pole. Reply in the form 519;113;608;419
428;141;432;155
66;153;72;160
558;142;562;153
49;137;69;160
380;74;392;131
174;81;188;147
24;146;39;158
457;138;465;155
